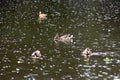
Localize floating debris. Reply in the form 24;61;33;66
103;57;113;64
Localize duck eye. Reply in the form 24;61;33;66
35;53;37;55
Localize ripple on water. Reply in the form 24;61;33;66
0;65;11;76
13;50;22;54
116;60;120;64
98;74;103;78
42;70;49;76
17;56;25;64
2;56;11;63
101;71;108;76
2;65;11;69
61;75;73;80
24;74;39;80
1;0;120;80
11;67;21;74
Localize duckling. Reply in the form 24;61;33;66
31;50;41;59
38;11;47;20
82;48;92;58
54;33;73;44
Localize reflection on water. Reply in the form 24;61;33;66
0;0;120;80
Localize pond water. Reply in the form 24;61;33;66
0;0;120;80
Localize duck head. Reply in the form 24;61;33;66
82;48;92;56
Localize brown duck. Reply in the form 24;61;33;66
54;33;73;44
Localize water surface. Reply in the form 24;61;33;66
0;0;120;80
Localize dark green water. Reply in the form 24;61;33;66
0;0;120;80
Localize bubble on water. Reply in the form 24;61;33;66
48;57;53;62
101;72;108;75
68;66;73;70
13;50;22;54
93;76;99;79
49;65;55;69
0;73;4;76
3;65;11;69
42;65;46;69
114;76;120;80
68;62;71;65
23;48;27;51
35;67;38;69
11;77;14;80
59;68;62;72
84;72;90;77
36;42;40;45
17;57;25;64
39;68;43;71
106;67;111;71
19;38;23;42
116;60;120;64
2;56;11;63
24;74;38;80
62;60;67;64
98;74;103;77
80;74;85;77
102;66;108;68
114;79;120;80
92;65;96;68
77;64;82;67
16;68;20;73
30;69;33;71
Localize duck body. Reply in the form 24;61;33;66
38;11;47;20
54;34;73;44
31;50;41;59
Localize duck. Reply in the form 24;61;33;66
54;33;73;44
38;11;47;20
31;50;41;59
82;48;92;58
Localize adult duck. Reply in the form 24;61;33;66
54;33;73;44
82;48;92;58
31;50;41;59
38;11;47;20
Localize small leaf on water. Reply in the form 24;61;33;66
104;57;110;62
